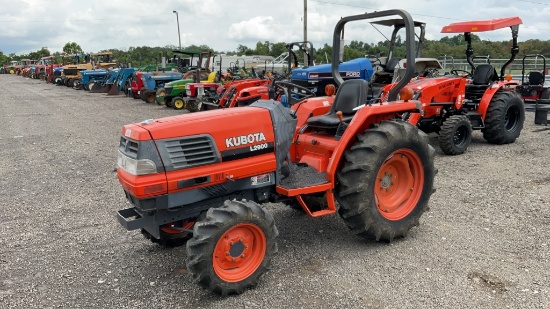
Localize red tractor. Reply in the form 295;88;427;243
379;17;525;155
116;9;436;295
515;54;550;125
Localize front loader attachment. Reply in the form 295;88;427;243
89;83;107;93
107;84;121;95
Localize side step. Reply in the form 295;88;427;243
276;165;336;217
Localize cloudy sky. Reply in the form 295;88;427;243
2;0;550;55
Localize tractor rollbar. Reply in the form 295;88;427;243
331;10;416;102
500;24;519;80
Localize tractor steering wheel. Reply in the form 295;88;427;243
450;69;472;78
274;80;316;103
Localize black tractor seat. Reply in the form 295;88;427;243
465;64;499;99
307;79;368;129
517;71;545;96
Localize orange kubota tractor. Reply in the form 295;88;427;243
116;9;436;295
379;17;525;155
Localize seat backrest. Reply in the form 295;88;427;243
528;71;544;85
385;57;402;73
472;64;497;85
330;79;368;114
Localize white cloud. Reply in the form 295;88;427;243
1;0;550;55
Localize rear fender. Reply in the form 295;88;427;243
325;101;421;182
478;81;519;120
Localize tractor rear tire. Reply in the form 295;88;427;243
156;88;166;106
482;91;525;144
145;92;156;104
186;199;278;295
187;100;205;112
438;115;472;155
172;98;186;110
335;121;436;242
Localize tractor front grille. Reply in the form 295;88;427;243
119;136;139;159
162;135;219;170
63;68;78;76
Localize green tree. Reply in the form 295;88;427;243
270;42;287;58
0;51;9;65
254;41;271;55
28;47;51;60
63;42;83;54
236;44;252;56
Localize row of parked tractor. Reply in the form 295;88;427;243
17;17;548;156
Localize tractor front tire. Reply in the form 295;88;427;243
145;92;156;104
186;200;278;295
165;97;173;107
187;100;205;112
482;91;525;144
336;121;436;242
172;98;186;110
438;115;472;155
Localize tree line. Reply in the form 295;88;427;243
3;34;550;67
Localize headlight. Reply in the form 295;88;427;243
117;151;157;175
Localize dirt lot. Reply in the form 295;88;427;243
0;74;548;308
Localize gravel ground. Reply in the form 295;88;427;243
0;74;549;309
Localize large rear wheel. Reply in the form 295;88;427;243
145;92;156;104
156;88;166;106
186;200;278;295
336;121;436;241
438;115;472;155
482;91;525;144
187;99;205;112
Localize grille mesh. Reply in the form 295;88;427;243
119;137;139;158
165;136;217;169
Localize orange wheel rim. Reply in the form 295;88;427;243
213;223;266;282
374;149;424;221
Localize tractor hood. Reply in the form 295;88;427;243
292;58;373;81
81;69;107;76
405;76;464;90
126;107;276;152
165;79;194;87
150;72;183;81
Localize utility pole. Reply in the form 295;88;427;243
303;0;308;65
173;11;182;49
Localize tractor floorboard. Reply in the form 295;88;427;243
279;165;327;190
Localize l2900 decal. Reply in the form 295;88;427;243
221;142;274;162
